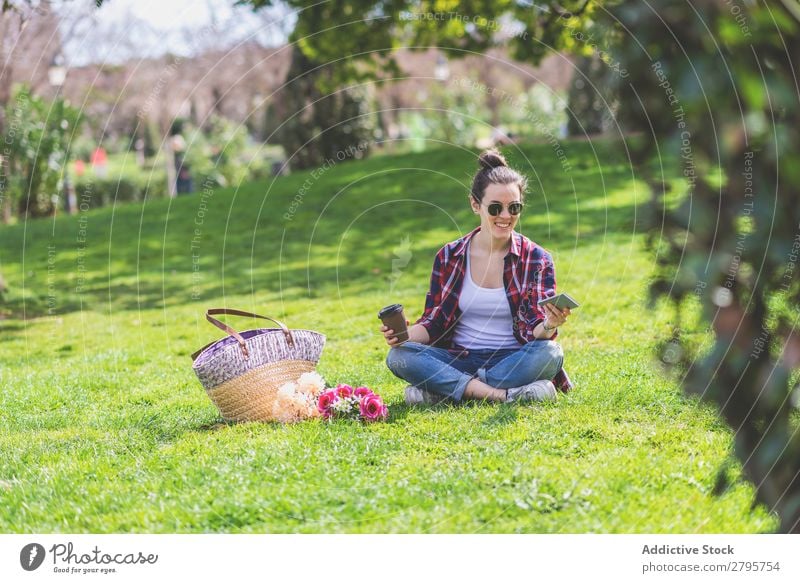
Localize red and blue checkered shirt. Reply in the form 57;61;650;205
415;226;572;392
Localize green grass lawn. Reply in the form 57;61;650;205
0;138;778;533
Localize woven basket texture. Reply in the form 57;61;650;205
193;326;325;423
193;328;325;390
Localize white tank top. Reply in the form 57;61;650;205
452;246;520;350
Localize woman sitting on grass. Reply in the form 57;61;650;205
382;148;572;405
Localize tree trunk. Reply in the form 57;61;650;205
1;184;10;224
164;144;176;198
0;150;8;224
18;192;32;217
0;114;8;224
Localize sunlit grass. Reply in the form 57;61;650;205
0;138;777;533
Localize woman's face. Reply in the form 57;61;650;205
470;182;522;239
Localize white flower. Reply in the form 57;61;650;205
296;371;325;395
331;397;352;414
277;382;297;397
273;381;322;422
273;383;298;423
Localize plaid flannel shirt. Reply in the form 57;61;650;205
415;227;573;392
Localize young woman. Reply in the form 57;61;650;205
382;149;572;405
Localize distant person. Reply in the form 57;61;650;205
176;164;194;195
271;160;289;177
171;134;193;195
90;147;108;178
382;149;572;405
135;138;146;167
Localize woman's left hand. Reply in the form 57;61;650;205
543;303;570;329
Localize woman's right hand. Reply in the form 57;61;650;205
380;324;403;347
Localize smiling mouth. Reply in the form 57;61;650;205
495;222;511;228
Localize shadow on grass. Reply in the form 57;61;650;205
382;403;415;424
196;419;234;432
482;404;519;427
0;320;28;334
1;139;646;320
388;400;523;424
35;194;641;318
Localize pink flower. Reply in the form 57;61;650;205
359;394;388;422
353;386;373;398
335;384;353;398
317;390;337;417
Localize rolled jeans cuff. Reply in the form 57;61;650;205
451;373;473;402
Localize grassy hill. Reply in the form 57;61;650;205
0;138;777;532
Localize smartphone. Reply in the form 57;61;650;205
537;293;580;310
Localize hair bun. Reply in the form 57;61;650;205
478;148;508;171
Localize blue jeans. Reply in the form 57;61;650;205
386;340;564;402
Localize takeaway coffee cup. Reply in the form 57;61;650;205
378;304;409;344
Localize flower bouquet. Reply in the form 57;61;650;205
317;384;389;422
272;371;326;423
273;374;389;423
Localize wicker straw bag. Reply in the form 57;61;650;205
191;308;326;422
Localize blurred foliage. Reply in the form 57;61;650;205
73;174;169;209
401;78;492;147
69;133;98;163
183;115;253;189
243;1;597;84
1;85;82;219
143;120;162;158
506;82;568;140
272;45;375;170
242;1;596;168
611;1;800;532
566;54;617;136
551;7;628;137
69;116;277;209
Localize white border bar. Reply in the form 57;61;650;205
1;535;798;582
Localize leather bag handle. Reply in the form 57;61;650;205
192;308;294;360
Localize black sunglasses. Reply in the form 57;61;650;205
483;201;524;216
